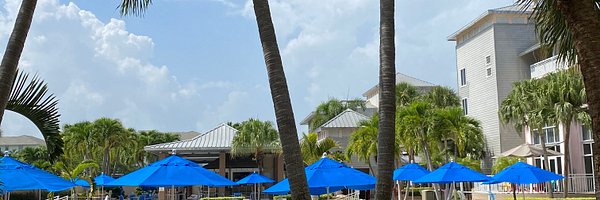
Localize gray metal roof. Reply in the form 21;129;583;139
447;4;532;41
363;72;435;97
320;109;369;128
144;124;238;152
0;135;45;146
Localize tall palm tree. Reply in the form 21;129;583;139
376;0;396;199
395;83;418;107
92;118;128;175
346;114;379;175
309;98;365;130
6;71;62;160
517;1;600;197
117;1;311;198
424;86;460;108
231;118;281;173
435;107;484;159
299;132;339;165
0;0;38;127
63;122;96;161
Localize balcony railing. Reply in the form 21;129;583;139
472;174;595;194
530;55;566;79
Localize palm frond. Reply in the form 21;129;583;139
118;0;153;17
6;71;62;161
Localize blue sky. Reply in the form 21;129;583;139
0;0;513;138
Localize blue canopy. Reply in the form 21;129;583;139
106;155;236;187
73;178;91;188
264;157;375;195
94;174;116;186
414;162;490;184
491;162;564;184
0;155;75;192
393;163;430;181
236;173;275;185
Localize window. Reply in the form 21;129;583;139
460;68;467;86
461;98;468;115
583;143;594;174
532;126;559;144
582;126;593;141
486;67;492;77
485;56;491;65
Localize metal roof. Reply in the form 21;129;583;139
0;135;45;146
363;72;435;97
447;4;532;41
144;124;238;152
320;109;369;128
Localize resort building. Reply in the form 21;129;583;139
449;4;595;193
0;135;45;152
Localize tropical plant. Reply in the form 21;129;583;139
456;157;481;172
395;83;418;107
299;132;339;165
0;0;38;128
13;146;51;169
62;122;95;161
308;98;365;131
53;160;99;199
375;0;396;199
346;114;379;175
91;118;130;175
435;107;484;159
423;86;460;108
231;118;281;173
6;71;62;160
516;1;600;197
491;156;522;174
119;0;320;197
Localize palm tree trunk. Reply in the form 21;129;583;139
0;0;38;128
103;147;110;175
563;123;571;197
420;132;440;200
375;0;396;199
251;0;310;199
368;157;375;176
538;128;554;198
554;1;600;199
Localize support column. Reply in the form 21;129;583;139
275;154;285;181
219;152;227;196
158;152;169;200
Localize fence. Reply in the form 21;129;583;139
472;174;595;194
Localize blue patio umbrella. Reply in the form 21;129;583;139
0;155;75;192
394;163;430;181
393;163;430;200
492;162;563;200
94;174;116;186
236;173;275;200
414;162;490;184
264;157;376;195
106;155;236;187
73;179;91;188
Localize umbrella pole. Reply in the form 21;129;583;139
326;187;330;200
396;180;401;200
521;184;525;200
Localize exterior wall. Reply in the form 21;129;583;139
492;23;535;153
456;26;502;158
319;127;373;172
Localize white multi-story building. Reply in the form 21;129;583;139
450;4;594;193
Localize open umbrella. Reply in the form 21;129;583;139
0;155;75;192
393;163;429;200
73;179;90;188
236;173;275;200
498;144;562;158
95;173;116;198
414;162;490;200
492;162;563;200
264;157;376;197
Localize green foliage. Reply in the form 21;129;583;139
346;114;379;173
492;156;522;174
300;132;339;164
396;83;419;107
423;86;460;108
6;71;62;160
200;197;245;200
309;98;365;130
456;157;481;172
13;146;51;169
231;118;281;172
273;195;291;200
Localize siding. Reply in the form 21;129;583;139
493;23;535;153
456;26;502;157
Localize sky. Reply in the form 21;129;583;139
0;0;513;139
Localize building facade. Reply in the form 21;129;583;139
0;135;45;152
450;4;595;192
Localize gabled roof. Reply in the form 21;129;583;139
0;135;45;146
320;109;369;129
363;73;435;97
144;124;238;152
447;4;532;41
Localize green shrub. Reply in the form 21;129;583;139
200;197;245;200
273;194;291;200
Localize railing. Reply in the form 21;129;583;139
344;191;360;200
473;174;595;194
530;55;566;79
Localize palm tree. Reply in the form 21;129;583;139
0;0;38;127
346;115;379;175
299;132;339;165
309;98;365;130
92;118;129;175
435;107;484;159
375;0;396;199
63;122;96;161
395;83;418;107
53;160;99;199
517;1;600;197
424;86;460;108
231;119;281;173
117;0;312;198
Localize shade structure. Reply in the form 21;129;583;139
106;155;236;187
94;174;116;186
414;162;490;184
393;163;430;181
498;144;562;158
491;162;563;184
236;173;275;185
264;157;376;195
0;155;75;192
74;179;91;188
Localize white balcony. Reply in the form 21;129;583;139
530;55;567;79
